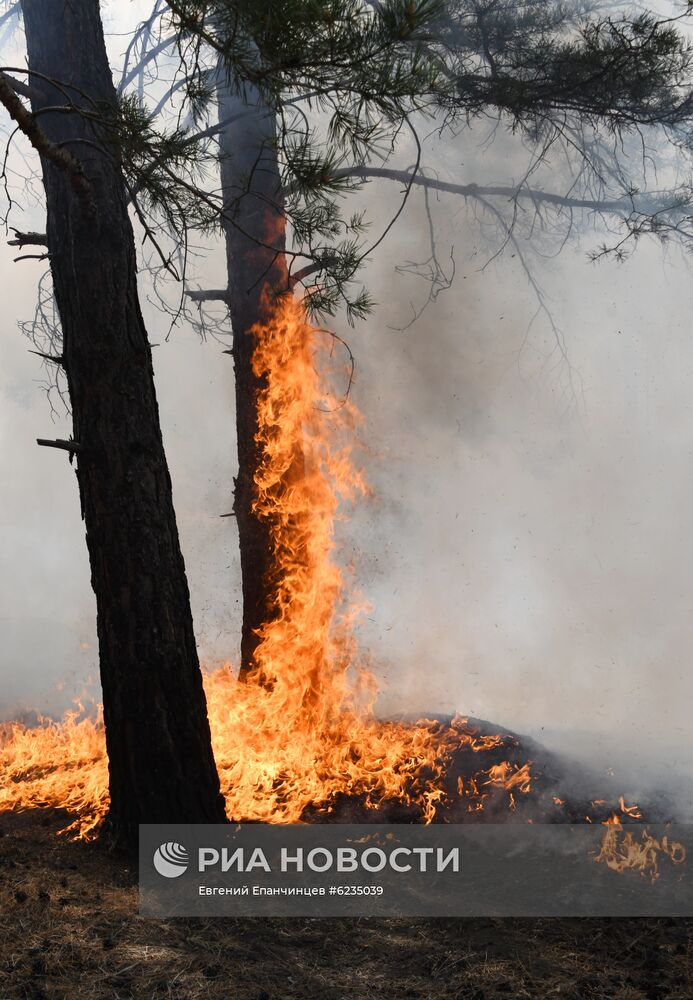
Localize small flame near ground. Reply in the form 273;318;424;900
0;293;686;879
596;814;686;881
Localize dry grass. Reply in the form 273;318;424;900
0;812;691;1000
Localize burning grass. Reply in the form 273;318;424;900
0;678;541;837
0;292;686;887
0;293;545;836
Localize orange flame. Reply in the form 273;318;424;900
591;796;685;880
595;821;686;880
1;292;685;877
0;709;108;838
3;291;536;835
208;292;532;824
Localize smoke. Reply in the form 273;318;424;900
339;137;693;798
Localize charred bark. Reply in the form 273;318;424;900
21;0;226;846
217;75;296;678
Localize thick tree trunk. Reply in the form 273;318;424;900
21;0;226;846
217;77;296;678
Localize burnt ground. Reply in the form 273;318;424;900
0;812;691;1000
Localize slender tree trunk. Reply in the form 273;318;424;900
21;0;226;846
217;75;296;678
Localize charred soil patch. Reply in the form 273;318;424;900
0;813;691;999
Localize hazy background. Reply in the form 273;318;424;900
1;2;692;795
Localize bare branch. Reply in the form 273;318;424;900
185;287;228;302
28;349;63;364
0;73;44;103
333;165;632;215
289;262;325;287
0;2;20;32
13;251;49;262
0;71;94;210
36;438;82;453
7;228;48;248
119;34;178;93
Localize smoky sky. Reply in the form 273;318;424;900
1;1;692;794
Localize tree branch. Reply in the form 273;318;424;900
29;349;63;365
332;165;633;214
0;3;20;32
13;252;49;262
0;72;44;103
289;262;324;287
8;228;48;248
0;71;93;209
185;287;229;302
36;438;82;453
119;34;178;92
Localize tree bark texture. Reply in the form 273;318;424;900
21;0;226;846
217;76;299;679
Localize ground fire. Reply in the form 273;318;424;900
0;294;685;880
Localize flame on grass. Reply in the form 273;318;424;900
596;818;686;881
2;291;535;836
203;291;530;824
0;710;108;839
0;292;687;887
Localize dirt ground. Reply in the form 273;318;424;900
0;812;691;1000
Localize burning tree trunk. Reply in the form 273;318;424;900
20;0;226;845
217;74;300;678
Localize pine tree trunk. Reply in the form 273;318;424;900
21;0;226;846
217;77;293;678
